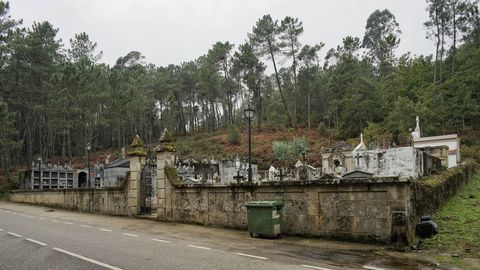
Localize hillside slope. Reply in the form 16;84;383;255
173;127;337;170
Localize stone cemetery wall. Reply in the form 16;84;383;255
165;177;410;244
411;159;477;222
9;184;130;215
9;146;148;217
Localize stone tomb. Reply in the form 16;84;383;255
321;141;354;176
351;146;442;179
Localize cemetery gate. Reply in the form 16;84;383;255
139;161;156;214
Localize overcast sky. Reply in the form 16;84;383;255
9;0;434;67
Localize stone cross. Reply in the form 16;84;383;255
355;153;361;167
233;170;244;184
279;168;287;182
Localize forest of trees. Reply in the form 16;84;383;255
0;0;479;172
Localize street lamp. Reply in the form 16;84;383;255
86;142;91;188
244;104;255;182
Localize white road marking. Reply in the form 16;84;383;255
28;215;35;218
122;233;138;237
0;228;3;231
20;213;26;216
80;225;92;228
188;244;211;250
302;265;334;270
26;238;47;246
39;217;46;220
12;212;18;215
7;232;22;237
235;253;268;260
100;228;112;232
151;238;171;243
363;266;388;270
52;247;124;270
51;219;59;222
64;222;73;225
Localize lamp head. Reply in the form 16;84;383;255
244;104;255;119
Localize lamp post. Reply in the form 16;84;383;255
86;142;91;188
244;104;255;182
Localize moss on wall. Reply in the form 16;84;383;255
165;164;181;186
420;159;476;188
128;135;147;156
411;159;477;220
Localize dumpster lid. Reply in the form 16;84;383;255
245;201;284;207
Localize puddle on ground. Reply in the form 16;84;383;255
290;249;439;269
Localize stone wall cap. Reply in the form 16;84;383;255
414;134;458;142
174;176;407;188
155;129;176;153
128;135;147;156
159;128;175;142
11;186;125;193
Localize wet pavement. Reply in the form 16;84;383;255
0;201;453;269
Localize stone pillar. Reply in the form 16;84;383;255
127;134;147;216
155;129;176;221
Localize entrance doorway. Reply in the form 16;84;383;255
140;164;156;214
78;172;87;188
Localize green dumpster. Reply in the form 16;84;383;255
245;201;284;238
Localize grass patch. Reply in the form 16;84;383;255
434;255;466;268
421;172;480;257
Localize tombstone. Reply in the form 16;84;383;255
268;165;278;181
213;172;220;183
306;165;320;180
294;160;304;180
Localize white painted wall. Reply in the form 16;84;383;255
352;147;422;178
448;154;457;167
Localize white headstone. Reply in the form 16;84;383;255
268;165;278;181
295;160;303;168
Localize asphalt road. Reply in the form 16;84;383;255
0;202;437;270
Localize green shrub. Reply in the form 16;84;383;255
462;144;480;162
290;137;307;158
272;141;291;161
165;164;181;186
272;137;308;163
228;128;241;145
317;122;327;136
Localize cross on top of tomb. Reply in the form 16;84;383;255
412;116;421;140
353;133;367;151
